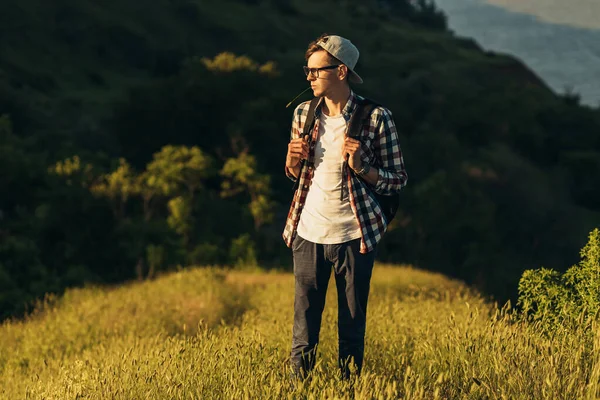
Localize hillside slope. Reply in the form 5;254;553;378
2;0;600;320
0;0;553;122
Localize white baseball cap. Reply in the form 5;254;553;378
316;35;363;84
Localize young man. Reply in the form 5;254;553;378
283;34;408;380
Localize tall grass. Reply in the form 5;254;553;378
0;264;597;399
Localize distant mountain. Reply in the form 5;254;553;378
487;0;600;30
436;0;600;106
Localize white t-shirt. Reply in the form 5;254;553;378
296;112;362;244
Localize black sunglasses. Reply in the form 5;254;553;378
303;64;341;78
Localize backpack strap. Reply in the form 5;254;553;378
292;97;320;191
303;97;321;141
347;98;378;139
340;97;379;200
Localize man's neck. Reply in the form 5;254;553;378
322;86;351;117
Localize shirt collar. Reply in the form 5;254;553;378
314;90;360;123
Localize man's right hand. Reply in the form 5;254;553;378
286;135;309;169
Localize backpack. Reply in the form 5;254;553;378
297;97;400;224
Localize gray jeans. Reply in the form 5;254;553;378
290;234;377;380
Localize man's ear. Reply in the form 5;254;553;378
339;65;348;81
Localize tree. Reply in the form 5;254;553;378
90;158;137;220
220;151;275;231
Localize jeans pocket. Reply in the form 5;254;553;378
292;234;305;253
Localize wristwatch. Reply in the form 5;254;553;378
355;163;371;177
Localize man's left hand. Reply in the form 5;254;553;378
342;137;362;171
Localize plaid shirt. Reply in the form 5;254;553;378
282;91;408;254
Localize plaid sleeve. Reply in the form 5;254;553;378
373;107;408;195
284;104;303;182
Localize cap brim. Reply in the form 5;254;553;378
349;69;363;84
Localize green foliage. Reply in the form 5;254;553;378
384;0;448;30
145;244;166;279
229;234;258;267
0;114;13;139
560;151;600;209
2;0;600;320
0;118;121;319
518;228;600;332
144;145;214;198
90;158;137;219
48;155;95;186
189;243;222;266
166;196;193;238
47;143;269;284
199;52;278;76
221;151;275;230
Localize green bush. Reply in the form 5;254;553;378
229;234;258;267
518;228;600;332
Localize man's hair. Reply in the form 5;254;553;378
305;33;349;82
305;33;342;64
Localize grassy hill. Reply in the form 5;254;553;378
1;264;598;399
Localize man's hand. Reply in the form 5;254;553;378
342;137;363;171
286;135;309;169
